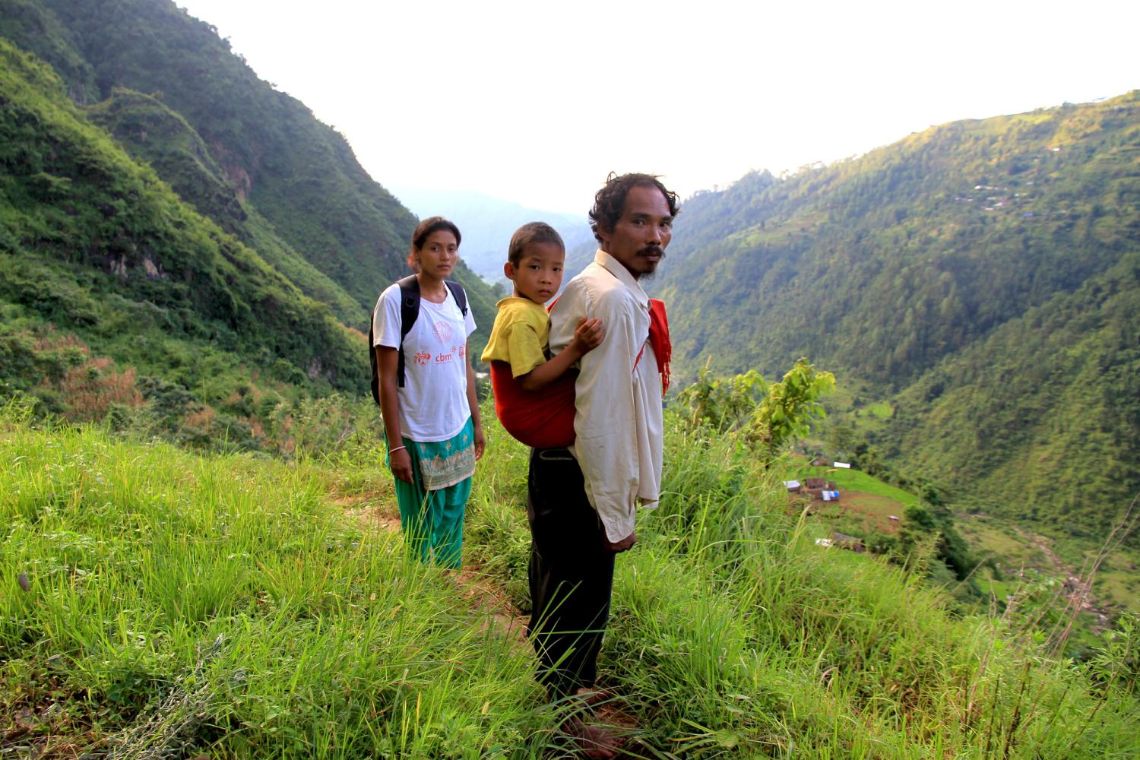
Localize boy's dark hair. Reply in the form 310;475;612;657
508;222;565;266
588;172;680;243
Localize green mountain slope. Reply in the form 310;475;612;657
660;93;1138;388
0;39;364;428
36;0;413;311
884;251;1140;538
1;0;497;330
654;93;1139;539
83;87;364;325
0;0;501;433
0;0;97;102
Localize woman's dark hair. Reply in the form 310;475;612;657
588;173;680;243
411;216;462;251
408;216;461;271
507;222;564;266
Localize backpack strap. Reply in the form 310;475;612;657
369;322;381;406
369;277;417;404
396;275;420;388
445;280;468;317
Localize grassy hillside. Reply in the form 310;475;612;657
3;401;1137;756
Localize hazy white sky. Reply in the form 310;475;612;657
176;0;1137;214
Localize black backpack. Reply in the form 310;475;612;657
369;275;468;405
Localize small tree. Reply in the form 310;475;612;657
747;358;836;461
677;360;767;434
678;357;835;465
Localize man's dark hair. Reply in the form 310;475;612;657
588;172;680;243
507;222;565;266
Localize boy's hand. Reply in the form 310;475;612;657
571;317;605;353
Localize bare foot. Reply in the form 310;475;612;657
562;716;622;759
575;686;613;706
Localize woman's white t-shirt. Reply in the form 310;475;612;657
372;282;477;442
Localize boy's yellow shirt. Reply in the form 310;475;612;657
480;296;549;378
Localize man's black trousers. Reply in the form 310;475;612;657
526;447;615;698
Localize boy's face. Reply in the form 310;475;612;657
505;241;565;304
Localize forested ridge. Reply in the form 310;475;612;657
1;0;498;329
886;250;1138;537
0;0;496;451
656;92;1139;540
1;0;1136;542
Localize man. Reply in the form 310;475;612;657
527;172;678;756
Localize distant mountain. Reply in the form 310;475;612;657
393;187;593;283
653;93;1139;540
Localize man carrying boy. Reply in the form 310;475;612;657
528;172;678;756
481;223;604;448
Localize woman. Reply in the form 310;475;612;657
372;216;484;568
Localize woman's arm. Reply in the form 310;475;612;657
377;345;413;482
466;342;485;460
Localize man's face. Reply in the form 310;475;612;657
597;185;673;279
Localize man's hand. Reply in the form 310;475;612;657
603;531;636;553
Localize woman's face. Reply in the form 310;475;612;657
415;230;459;280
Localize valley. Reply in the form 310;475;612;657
0;1;1136;754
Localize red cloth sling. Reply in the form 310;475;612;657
489;361;576;448
633;299;672;395
490;298;672;448
647;298;671;394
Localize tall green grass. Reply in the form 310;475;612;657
469;412;1139;757
3;397;1138;757
1;400;553;757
